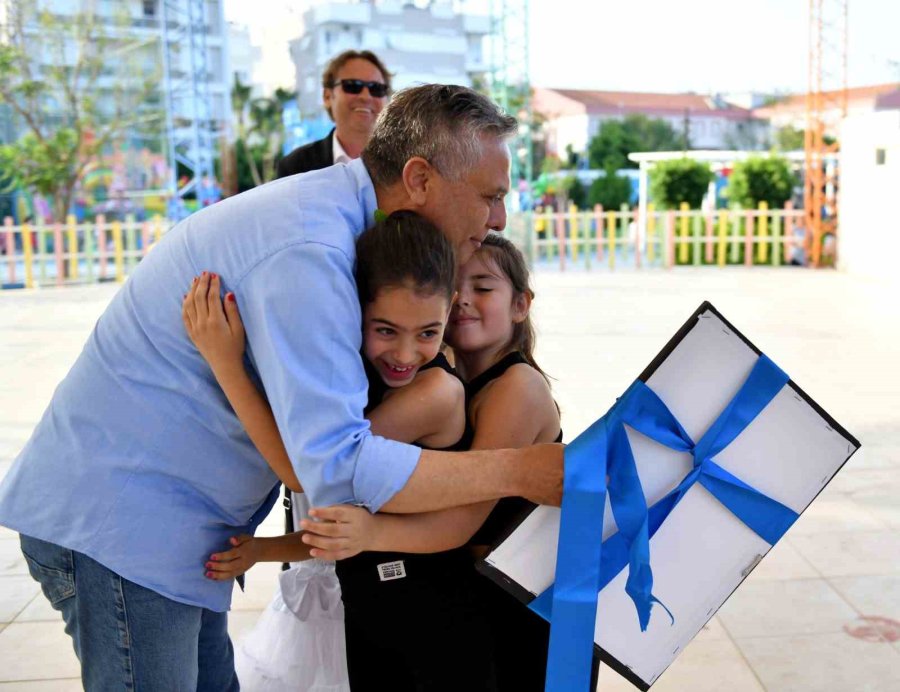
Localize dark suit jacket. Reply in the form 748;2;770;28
276;129;335;179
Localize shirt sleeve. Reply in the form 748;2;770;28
235;241;421;511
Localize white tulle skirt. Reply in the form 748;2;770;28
234;494;350;692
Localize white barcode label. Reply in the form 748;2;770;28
377;560;407;581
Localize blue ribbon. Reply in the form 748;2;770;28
532;354;800;692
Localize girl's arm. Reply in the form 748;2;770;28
204;532;313;581
303;364;560;558
182;273;301;491
367;366;465;448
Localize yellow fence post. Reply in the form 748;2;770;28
112;220;125;283
646;203;656;265
756;201;769;264
678;202;690;264
22;222;34;288
716;209;729;267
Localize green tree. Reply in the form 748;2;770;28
649;158;713;209
774;125;805;151
588;114;684;171
727;156;796;209
588;166;633;210
0;1;160;222
231;77;296;187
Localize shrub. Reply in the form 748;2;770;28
727;156;796;209
588;168;632;210
649;158;713;209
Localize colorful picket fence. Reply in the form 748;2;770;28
0;215;172;289
0;202;809;290
508;201;806;271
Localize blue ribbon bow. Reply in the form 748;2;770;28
531;354;800;692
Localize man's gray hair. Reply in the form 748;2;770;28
362;84;518;187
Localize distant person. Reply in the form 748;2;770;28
277;50;391;178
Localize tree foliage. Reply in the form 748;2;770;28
588;114;685;170
0;1;160;221
589;168;633;210
649;158;713;209
727;156;796;209
773;125;805;151
231;75;295;187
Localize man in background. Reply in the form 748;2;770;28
277;50;391;177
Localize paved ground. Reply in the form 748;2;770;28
1;267;898;691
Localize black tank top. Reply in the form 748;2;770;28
337;351;473;600
466;351;562;547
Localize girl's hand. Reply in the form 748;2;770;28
182;272;245;375
300;505;379;561
205;534;259;580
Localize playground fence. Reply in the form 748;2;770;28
0;214;173;289
0;202;807;290
505;201;807;271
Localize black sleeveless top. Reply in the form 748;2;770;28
336;352;473;600
466;351;563;547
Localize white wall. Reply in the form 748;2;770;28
839;110;900;281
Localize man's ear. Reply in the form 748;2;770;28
401;157;434;207
322;88;334;118
511;291;532;324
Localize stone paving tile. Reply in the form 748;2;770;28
828;575;900;623
13;593;58;624
0;622;80;682
790;530;900;578
0;681;83;691
717;578;860;639
0;538;27;578
0;577;40;624
735;632;900;692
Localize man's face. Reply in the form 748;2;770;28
323;59;388;139
419;137;511;265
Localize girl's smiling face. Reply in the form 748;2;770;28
444;252;528;358
362;284;450;388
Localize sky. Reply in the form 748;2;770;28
224;0;899;95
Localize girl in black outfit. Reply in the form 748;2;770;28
306;234;599;690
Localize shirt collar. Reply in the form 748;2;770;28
347;158;378;230
332;133;352;165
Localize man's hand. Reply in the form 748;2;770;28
520;443;564;507
205;534;260;580
300;505;380;561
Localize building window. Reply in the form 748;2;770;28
875;148;886;166
143;0;157;17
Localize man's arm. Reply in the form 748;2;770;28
378;444;564;513
238;242;561;513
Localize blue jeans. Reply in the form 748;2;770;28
20;535;239;691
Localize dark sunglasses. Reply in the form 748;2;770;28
331;79;389;98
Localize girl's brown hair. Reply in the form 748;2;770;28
355;210;456;307
476;234;550;384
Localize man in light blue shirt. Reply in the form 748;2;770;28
0;85;563;688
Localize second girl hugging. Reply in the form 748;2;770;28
182;211;569;691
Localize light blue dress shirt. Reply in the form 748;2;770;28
0;160;422;611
